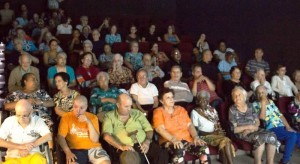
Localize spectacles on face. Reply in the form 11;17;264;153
16;113;31;118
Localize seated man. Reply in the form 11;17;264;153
102;93;168;164
0;99;52;163
164;65;193;106
199;50;220;84
58;95;111;164
245;48;270;78
253;85;300;164
8;54;40;92
218;51;237;80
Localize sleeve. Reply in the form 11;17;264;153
33;67;40;85
102;113;113;134
245;60;251;71
264;62;270;74
129;83;138;95
271;76;280;93
8;69;18;92
0;118;12;139
75;67;86;86
137;111;153;132
40;90;52;101
152;108;164;129
117;34;122;42
5;41;13;50
152;84;158;97
184;83;194;103
287;76;298;94
250;81;256;91
58;115;69;137
228;106;237;131
91;115;100;134
36;117;51;136
29;41;37;52
155;66;165;78
190;110;199;127
124;52;130;61
252;102;261;115
182;107;192;125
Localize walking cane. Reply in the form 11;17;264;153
128;130;150;164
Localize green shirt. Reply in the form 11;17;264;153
102;109;153;146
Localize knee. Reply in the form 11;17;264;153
119;151;140;164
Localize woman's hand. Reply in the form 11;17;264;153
193;137;206;146
172;140;184;149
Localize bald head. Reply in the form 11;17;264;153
15;99;33;113
72;95;88;117
116;94;132;116
74;95;88;105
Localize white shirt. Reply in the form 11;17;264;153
271;75;298;97
213;48;234;61
0;115;50;158
190;110;215;133
130;82;158;105
251;80;274;95
56;24;72;35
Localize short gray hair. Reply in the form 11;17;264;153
197;90;210;100
83;40;93;48
96;71;109;82
231;86;247;101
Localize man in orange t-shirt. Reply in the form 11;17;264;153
58;95;111;164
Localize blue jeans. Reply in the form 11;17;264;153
270;126;300;163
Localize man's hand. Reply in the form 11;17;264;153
18;149;29;157
22;142;35;151
119;145;135;151
78;115;90;123
140;139;150;154
172;140;183;149
286;126;296;133
65;151;77;164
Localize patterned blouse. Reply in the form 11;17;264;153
53;89;79;112
124;52;144;71
4;89;54;131
90;87;121;112
108;66;135;86
288;99;300;131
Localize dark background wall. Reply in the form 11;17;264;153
7;0;300;76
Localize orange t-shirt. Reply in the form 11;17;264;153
153;106;193;144
58;112;101;149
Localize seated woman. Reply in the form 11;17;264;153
108;53;135;88
39;31;62;54
80;25;92;41
142;24;161;43
129;69;159;118
288;93;300;131
191;91;234;164
125;25;141;42
43;39;60;67
47;52;77;89
90;72;121;122
4;73;54;132
196;33;210;53
223;66;253;102
150;42;159;61
250;69;275;99
293;69;300;91
190;64;222;109
124;41;144;72
68;28;82;55
142;53;165;84
105;24;121;45
56;16;72;35
153;88;209;164
163;25;180;45
75;52;100;88
272;64;298;97
98;44;115;71
229;86;280;164
53;72;80;117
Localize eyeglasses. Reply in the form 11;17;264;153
16;113;31;118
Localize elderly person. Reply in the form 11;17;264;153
253;85;300;164
108;53;135;87
142;53;165;83
58;95;111;164
75;15;91;32
53;72;80;117
8;54;40;93
229;86;279;164
47;52;77;89
191;91;234;164
250;69;275;98
98;44;114;70
5;73;54;131
190;64;222;109
166;48;190;79
80;40;99;66
6;28;38;53
245;48;270;78
153;88;209;164
0;99;52;163
103;93;168;164
213;40;235;62
218;51;237;80
271;64;298;97
91;29;104;55
90;72;121;122
105;25;121;45
130;69;159;117
76;52;100;88
124;41;144;72
164;65;193;105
